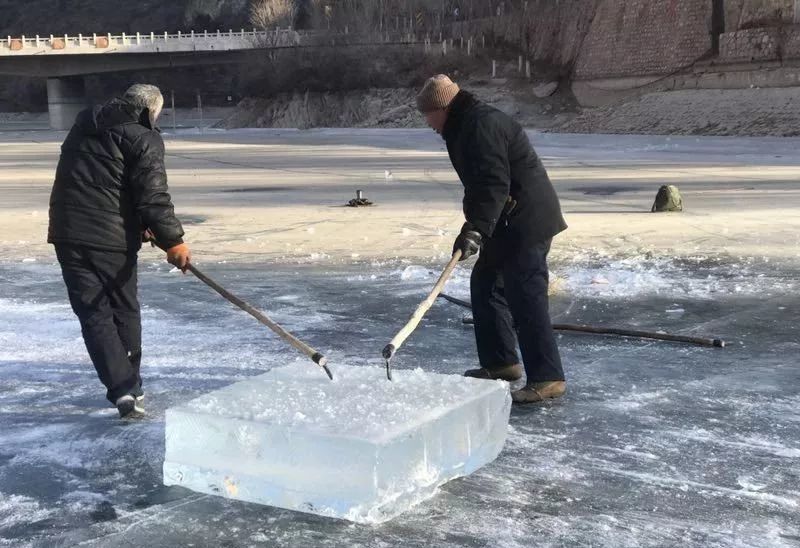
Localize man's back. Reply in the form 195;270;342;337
443;91;567;245
48;99;183;252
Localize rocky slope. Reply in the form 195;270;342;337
555;87;800;137
219;80;577;130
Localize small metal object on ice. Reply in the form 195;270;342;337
163;365;511;524
346;189;373;207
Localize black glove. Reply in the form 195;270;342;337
453;223;483;261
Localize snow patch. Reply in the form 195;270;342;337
0;492;54;529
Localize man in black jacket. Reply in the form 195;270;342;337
48;84;191;419
417;75;568;404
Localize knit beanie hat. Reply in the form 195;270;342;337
416;74;460;113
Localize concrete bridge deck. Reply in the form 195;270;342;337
0;28;425;129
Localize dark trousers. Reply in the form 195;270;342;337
470;238;565;383
55;244;143;403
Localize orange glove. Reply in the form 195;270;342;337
166;243;191;273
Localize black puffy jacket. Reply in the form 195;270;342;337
48;99;184;253
443;91;567;245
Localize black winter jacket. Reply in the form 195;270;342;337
443;91;567;245
48;99;184;252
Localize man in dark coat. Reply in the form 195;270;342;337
417;75;568;404
48;84;191;418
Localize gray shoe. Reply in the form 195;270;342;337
511;381;566;404
116;394;145;419
464;363;523;382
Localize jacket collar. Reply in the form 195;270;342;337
97;98;156;130
442;90;478;141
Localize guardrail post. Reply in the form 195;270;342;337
78;33;83;46
21;34;25;48
150;31;155;43
171;90;176;132
191;30;195;40
136;32;141;44
229;29;233;38
164;31;168;41
122;32;126;45
216;29;221;38
240;28;245;38
107;33;111;46
204;30;208;39
178;31;182;40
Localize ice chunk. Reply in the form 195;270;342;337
163;365;510;524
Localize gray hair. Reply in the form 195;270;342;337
123;84;164;122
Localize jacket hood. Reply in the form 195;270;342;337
74;98;155;134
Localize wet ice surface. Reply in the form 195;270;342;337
1;255;799;547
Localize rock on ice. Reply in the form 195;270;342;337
163;365;511;523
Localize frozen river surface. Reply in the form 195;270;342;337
1;254;798;547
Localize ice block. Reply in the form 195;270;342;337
163;365;511;524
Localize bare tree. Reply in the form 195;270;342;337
250;0;294;29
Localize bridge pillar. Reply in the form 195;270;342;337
47;76;88;130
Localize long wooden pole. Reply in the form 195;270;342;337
184;263;333;379
441;293;725;348
382;250;462;380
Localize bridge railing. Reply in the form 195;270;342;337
0;29;302;54
0;27;446;59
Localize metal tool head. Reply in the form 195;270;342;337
312;353;333;380
381;344;395;381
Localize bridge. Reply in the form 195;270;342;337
0;29;422;129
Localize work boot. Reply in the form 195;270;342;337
511;381;566;404
464;363;523;382
116;393;145;419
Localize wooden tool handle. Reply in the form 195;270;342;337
185;263;331;373
152;241;329;373
551;323;725;348
443;293;725;348
459;316;724;348
383;250;462;360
